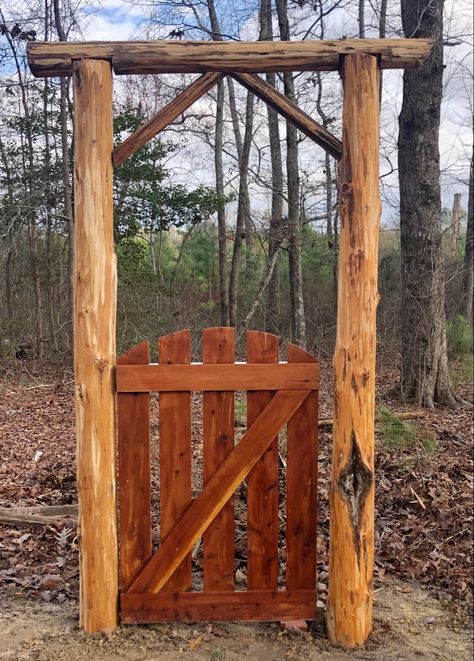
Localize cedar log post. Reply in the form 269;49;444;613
73;59;118;632
327;53;381;648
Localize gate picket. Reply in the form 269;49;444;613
286;344;318;591
202;327;235;590
117;341;152;591
246;331;279;590
158;330;192;592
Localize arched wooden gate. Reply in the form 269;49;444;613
116;327;319;623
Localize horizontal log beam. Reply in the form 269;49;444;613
27;39;433;77
116;362;320;392
232;72;342;160
121;590;317;623
113;72;223;166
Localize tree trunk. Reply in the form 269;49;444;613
378;0;388;103
462;152;473;318
214;81;229;326
398;0;459;408
2;21;44;356
276;0;306;347
53;0;74;329
358;0;365;38
227;77;254;263
0;137;15;320
260;0;284;335
206;0;229;326
450;192;462;257
228;89;255;326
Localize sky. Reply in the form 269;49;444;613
74;0;473;221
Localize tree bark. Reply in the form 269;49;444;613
398;0;459;408
0;137;15;320
260;0;284;335
215;79;229;326
358;0;365;38
228;88;255;326
462;152;473;318
327;53;380;649
450;192;462;257
206;0;229;326
53;0;74;334
276;0;306;347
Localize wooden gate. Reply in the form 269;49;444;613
116;328;319;624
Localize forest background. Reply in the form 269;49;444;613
0;0;472;409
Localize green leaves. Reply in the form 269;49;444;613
113;104;222;241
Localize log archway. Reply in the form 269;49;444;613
27;37;433;647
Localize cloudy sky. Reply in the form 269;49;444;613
1;0;472;223
72;0;473;218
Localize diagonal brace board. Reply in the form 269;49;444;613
113;72;223;166
128;388;310;594
232;73;342;160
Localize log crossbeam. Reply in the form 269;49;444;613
27;38;434;78
113;72;223;166
113;71;342;165
232;73;342;159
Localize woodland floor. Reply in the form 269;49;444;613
0;357;472;660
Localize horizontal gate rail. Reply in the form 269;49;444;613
121;590;317;623
116;362;319;392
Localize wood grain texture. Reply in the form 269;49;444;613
327;54;380;648
246;331;279;591
128;388;309;594
121;590;317;623
232;73;342;160
113;73;223;166
117;341;152;592
72;59;118;633
27;39;434;77
158;330;192;592
116;362;319;392
286;344;318;592
202;327;235;591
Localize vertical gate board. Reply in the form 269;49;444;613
286;343;318;592
159;330;192;592
246;331;279;590
118;341;152;592
202;327;235;590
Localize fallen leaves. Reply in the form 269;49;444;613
0;359;472;614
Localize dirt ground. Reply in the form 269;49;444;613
0;581;472;661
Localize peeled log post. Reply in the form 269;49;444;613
73;59;118;632
327;54;381;647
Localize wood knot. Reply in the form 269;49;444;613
337;432;373;563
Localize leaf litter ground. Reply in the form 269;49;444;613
0;358;472;659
